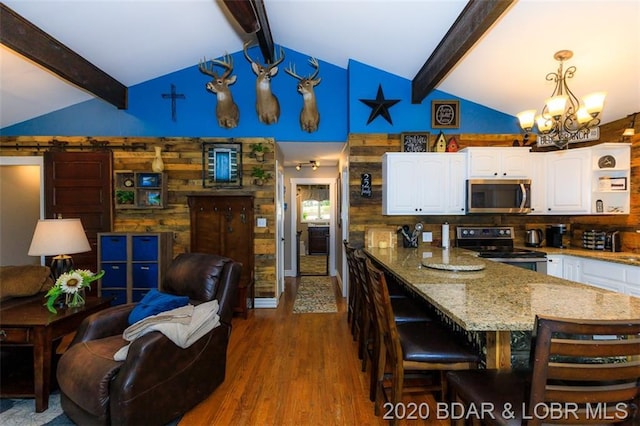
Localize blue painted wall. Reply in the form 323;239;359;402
1;47;520;138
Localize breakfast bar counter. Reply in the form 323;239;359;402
364;246;640;369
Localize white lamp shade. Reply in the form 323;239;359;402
623;128;635;137
545;95;568;118
516;110;537;131
582;92;606;115
576;107;592;124
536;115;553;132
28;219;91;256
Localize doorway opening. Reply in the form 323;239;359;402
290;178;336;278
298;184;330;276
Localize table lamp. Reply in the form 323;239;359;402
28;218;91;279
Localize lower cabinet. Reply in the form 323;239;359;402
188;195;254;318
546;255;563;278
547;254;639;295
98;232;173;305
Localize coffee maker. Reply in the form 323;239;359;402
546;224;568;248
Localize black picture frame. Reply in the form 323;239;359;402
401;132;430;152
202;142;242;188
432;100;460;129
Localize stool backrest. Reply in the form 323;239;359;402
528;315;640;425
365;258;402;369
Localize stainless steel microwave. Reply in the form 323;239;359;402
467;179;531;214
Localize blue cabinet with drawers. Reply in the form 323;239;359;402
97;232;173;305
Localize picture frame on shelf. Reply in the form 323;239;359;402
138;173;159;187
431;100;460;129
401;132;430;152
202;142;243;188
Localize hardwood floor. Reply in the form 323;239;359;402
179;276;450;425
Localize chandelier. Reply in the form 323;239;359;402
517;50;606;149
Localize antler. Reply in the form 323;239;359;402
199;53;233;80
307;57;320;80
243;41;284;70
198;58;219;78
285;57;320;80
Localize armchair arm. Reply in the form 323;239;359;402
110;324;231;425
70;304;135;346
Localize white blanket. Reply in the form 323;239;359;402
114;299;220;361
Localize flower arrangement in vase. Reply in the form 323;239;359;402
45;269;105;313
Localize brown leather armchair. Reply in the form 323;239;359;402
57;253;241;425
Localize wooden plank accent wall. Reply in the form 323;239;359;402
347;132;640;253
0;136;278;298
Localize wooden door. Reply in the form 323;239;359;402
45;151;113;273
219;196;254;291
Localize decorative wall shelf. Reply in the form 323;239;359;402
114;171;167;209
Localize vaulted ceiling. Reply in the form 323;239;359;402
1;0;638;165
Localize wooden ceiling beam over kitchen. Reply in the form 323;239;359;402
411;0;514;104
0;3;128;110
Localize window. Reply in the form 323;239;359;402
301;199;330;222
299;184;330;223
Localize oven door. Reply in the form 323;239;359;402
489;257;547;274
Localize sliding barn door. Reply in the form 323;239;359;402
45;151;113;272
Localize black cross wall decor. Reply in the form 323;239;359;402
161;84;186;122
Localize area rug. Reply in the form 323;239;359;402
0;392;181;426
0;392;72;426
299;254;328;276
293;276;337;313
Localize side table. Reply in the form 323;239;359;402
0;296;111;412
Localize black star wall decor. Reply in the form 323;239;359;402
359;84;400;125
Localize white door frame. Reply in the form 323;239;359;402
275;161;285;299
290;177;336;277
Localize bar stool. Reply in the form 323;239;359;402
366;258;480;424
446;315;640;425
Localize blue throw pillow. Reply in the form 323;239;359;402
128;289;190;325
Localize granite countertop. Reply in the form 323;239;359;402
536;246;640;267
365;246;640;333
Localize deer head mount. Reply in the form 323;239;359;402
243;41;284;125
285;57;321;133
198;53;239;129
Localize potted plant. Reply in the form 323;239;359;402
249;142;269;162
251;166;271;186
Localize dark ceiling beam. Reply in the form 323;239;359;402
0;2;127;110
411;0;514;104
223;0;275;64
252;0;275;64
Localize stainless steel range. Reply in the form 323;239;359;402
455;226;547;274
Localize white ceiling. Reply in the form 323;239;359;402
1;0;639;167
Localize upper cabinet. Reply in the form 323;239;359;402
590;143;631;215
545;148;591;214
381;143;630;217
382;153;467;215
464;147;532;178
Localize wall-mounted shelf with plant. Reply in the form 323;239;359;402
114;171;167;209
249;142;269;162
251;166;272;186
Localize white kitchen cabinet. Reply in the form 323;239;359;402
546;254;563;278
562;255;582;282
529;153;547;214
580;257;626;293
546;254;640;295
545;147;590;214
590;143;631;214
463;147;531;178
382;152;467;215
